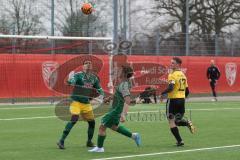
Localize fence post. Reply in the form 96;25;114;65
51;0;55;55
185;0;190;56
215;34;219;56
156;31;160;55
231;35;234;56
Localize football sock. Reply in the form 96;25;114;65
213;90;216;97
170;127;182;142
116;125;132;138
97;135;106;148
60;121;76;142
175;119;188;126
87;120;95;142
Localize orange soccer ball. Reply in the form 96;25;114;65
81;3;93;15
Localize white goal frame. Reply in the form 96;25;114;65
0;34;114;94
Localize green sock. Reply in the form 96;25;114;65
60;121;76;142
116;125;132;138
97;135;106;148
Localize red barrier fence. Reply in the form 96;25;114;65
127;56;240;93
0;54;239;98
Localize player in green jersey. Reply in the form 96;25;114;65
88;65;141;152
57;60;104;149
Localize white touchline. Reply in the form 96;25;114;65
128;107;240;113
1;108;240;121
0;116;57;121
91;144;240;160
189;108;240;111
1;107;239;111
0;106;55;110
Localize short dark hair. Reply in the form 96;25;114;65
172;57;182;65
83;60;92;65
122;65;133;78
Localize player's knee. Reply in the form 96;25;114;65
88;120;95;128
167;113;175;120
111;125;118;131
168;119;176;128
71;115;79;123
99;125;106;135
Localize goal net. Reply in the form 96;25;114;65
0;35;112;104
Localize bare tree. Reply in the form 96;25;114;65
0;15;11;34
42;0;109;37
152;0;201;55
206;0;240;35
59;0;98;37
151;0;240;55
192;0;240;55
1;0;45;35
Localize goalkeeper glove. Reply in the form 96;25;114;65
68;71;75;81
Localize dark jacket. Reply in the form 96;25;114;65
207;66;221;80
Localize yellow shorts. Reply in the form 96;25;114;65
70;101;94;121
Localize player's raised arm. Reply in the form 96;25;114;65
67;71;77;85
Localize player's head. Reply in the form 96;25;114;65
210;59;215;66
171;57;182;70
83;60;92;72
121;65;134;79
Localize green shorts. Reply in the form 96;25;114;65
101;113;120;128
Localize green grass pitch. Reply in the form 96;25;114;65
0;101;240;160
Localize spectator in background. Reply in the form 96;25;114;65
138;86;157;104
207;60;221;101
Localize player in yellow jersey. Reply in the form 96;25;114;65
160;57;195;146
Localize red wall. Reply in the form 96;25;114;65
0;54;239;98
127;56;240;93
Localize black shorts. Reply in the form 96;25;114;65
166;98;185;120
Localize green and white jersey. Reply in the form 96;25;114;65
68;71;104;103
108;80;132;116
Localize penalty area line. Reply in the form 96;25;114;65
91;144;240;160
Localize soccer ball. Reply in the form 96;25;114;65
81;3;93;15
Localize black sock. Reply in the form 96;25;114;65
87;120;95;142
60;121;76;142
170;127;182;142
175;119;188;126
213;90;217;97
59;115;78;142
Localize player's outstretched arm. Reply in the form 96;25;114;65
160;83;174;102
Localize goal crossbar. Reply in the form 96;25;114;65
0;35;112;41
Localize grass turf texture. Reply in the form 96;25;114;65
0;101;240;160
